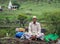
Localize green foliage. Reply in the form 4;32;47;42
43;10;60;22
42;10;60;35
18;14;27;20
0;28;16;38
12;0;20;9
0;29;7;38
18;13;27;27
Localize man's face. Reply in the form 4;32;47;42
33;18;37;22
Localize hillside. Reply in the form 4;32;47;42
0;1;60;20
0;0;60;37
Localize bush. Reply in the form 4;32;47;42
0;28;16;38
18;13;27;27
42;10;60;35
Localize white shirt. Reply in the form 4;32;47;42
28;22;41;35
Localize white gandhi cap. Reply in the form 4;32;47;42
33;16;37;18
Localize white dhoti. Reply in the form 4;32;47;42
24;32;44;40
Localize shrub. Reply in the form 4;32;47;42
0;28;16;37
42;10;60;35
18;13;27;27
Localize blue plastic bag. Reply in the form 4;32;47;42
15;32;24;38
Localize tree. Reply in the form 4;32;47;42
18;14;27;27
12;0;20;9
47;0;53;4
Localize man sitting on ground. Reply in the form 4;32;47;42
24;16;44;40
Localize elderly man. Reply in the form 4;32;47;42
24;16;44;40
